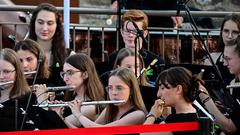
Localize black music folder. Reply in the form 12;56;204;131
27;106;68;130
0;106;67;131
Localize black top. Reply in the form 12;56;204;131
228;79;240;134
119;107;137;119
0;93;37;131
108;48;164;82
165;113;198;135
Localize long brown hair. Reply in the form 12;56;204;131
105;67;147;123
113;48;149;86
0;48;30;99
14;39;50;79
219;14;240;51
64;53;105;112
29;3;67;66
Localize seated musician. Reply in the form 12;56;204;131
107;9;164;82
113;48;150;86
68;67;147;127
113;48;158;111
52;53;105;128
14;39;52;103
142;67;201;135
0;48;36;131
198;37;240;134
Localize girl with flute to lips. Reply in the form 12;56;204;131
53;53;105;128
14;39;52;103
142;67;201;135
0;48;36;131
68;67;147;127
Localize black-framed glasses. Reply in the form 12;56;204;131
60;70;81;78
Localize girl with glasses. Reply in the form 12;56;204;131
0;48;36;131
68;67;147;127
53;53;105;128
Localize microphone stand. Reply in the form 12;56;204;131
20;54;42;130
116;0;124;50
180;1;230;112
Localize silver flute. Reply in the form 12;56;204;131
24;71;37;75
0;81;14;86
226;83;240;89
35;100;126;108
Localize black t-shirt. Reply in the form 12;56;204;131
0;93;37;131
165;113;198;135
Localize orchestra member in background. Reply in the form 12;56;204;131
108;9;164;82
53;53;105;128
14;39;52;102
214;14;240;84
142;67;201;135
113;48;150;86
198;37;240;134
68;67;147;127
29;3;74;87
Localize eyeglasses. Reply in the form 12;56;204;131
105;86;128;92
0;69;15;76
222;29;240;38
60;70;81;78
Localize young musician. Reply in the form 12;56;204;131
108;9;164;82
53;53;105;128
68;67;147;127
0;48;36;131
143;67;201;135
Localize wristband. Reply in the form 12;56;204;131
145;113;156;120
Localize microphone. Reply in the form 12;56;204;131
130;21;148;45
47;86;76;92
176;0;184;16
106;15;116;25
